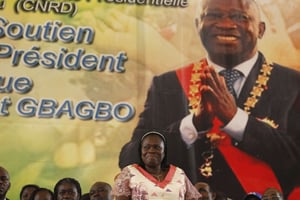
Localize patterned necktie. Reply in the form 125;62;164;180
219;69;241;99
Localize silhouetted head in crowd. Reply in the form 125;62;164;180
31;188;54;200
80;193;90;200
194;182;216;200
0;166;11;200
20;184;40;200
262;188;283;200
89;181;113;200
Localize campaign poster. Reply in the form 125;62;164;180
0;0;299;199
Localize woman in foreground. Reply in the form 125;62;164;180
113;131;201;200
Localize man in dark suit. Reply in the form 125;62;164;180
118;0;300;199
0;166;10;200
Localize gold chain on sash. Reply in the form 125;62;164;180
187;58;274;177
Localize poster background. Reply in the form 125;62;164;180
1;0;300;199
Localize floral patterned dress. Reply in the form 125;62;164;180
113;164;201;200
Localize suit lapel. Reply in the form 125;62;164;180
237;53;265;107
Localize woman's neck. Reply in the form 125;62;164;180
145;165;161;175
145;165;165;181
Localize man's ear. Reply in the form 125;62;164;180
212;192;217;200
195;18;199;28
258;22;266;39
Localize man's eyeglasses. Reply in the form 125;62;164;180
201;11;253;23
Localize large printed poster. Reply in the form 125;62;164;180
1;0;300;199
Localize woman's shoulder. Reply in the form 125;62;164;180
169;164;182;169
169;164;186;174
118;164;136;176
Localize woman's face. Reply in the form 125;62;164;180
141;135;165;168
57;182;80;200
33;190;53;200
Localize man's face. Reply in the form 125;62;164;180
198;186;213;200
195;182;214;200
0;167;10;197
197;0;265;63
262;188;283;200
89;182;112;200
